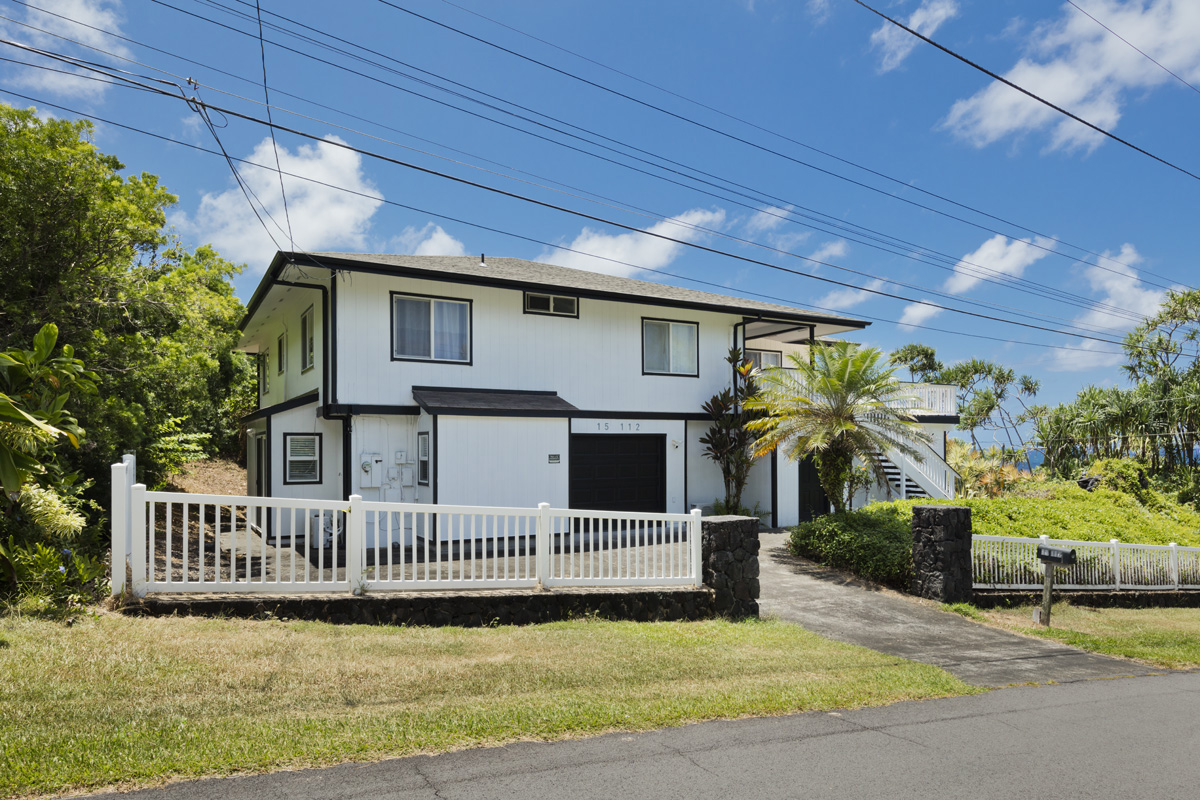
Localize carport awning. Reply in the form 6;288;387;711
411;387;579;417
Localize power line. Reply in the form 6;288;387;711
1066;0;1200;97
853;0;1200;184
254;0;293;249
1;84;1157;366
0;8;1162;332
0;56;1166;360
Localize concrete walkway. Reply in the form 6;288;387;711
758;531;1164;687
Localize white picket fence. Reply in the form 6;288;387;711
973;533;1200;591
109;460;702;596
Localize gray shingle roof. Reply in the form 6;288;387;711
412;387;578;416
295;252;868;329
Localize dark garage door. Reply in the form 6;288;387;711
569;434;666;513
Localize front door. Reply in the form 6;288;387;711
797;455;829;521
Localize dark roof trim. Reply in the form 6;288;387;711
241;389;319;422
410;385;558;397
247;253;867;331
914;414;960;425
412;387;579;415
321;403;420;417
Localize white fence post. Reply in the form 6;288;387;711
1169;542;1179;589
110;462;128;596
1111;539;1121;590
690;508;703;588
121;453;135;555
536;502;550;589
130;484;147;597
347;495;363;593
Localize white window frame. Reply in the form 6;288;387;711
283;433;322;485
417;431;430;486
277;334;287;375
391;292;472;364
259;350;270;396
642;318;699;377
747;349;783;371
301;306;315;372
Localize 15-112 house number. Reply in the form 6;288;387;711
594;422;642;431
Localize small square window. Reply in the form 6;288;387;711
392;293;471;363
283;433;321;484
747;349;782;371
643;319;698;376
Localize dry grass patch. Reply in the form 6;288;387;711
0;613;977;798
972;603;1200;669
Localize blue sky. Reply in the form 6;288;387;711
2;0;1198;434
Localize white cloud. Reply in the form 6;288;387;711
943;234;1055;295
944;1;1200;152
807;0;833;23
537;208;726;278
0;1;130;101
744;205;792;237
807;239;848;265
391;223;468;257
173;135;383;270
816;278;885;311
1050;244;1169;371
898;301;943;329
870;0;960;73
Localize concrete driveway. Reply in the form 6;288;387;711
758;531;1164;687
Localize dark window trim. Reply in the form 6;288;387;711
641;317;700;378
276;334;286;375
417;430;431;486
300;305;315;374
282;432;323;485
259;351;271;396
523;291;580;318
389;290;474;365
746;348;784;369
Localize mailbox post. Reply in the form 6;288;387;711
1036;544;1077;626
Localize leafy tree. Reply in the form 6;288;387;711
890;343;943;383
699;349;761;513
745;341;928;514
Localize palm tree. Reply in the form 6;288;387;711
744;341;930;514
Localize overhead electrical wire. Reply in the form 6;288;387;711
0;84;1145;365
0;42;1159;343
8;0;1173;330
853;0;1200;184
0;51;1178;364
253;0;294;249
1065;0;1200;97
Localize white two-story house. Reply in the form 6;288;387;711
238;252;959;528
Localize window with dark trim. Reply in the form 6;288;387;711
642;318;698;376
417;432;430;486
259;351;270;396
301;306;315;372
746;349;783;371
283;433;322;484
391;292;472;363
523;292;578;318
277;334;286;374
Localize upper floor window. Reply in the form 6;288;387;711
524;292;578;318
277;334;287;374
392;292;471;363
301;306;315;371
643;319;698;376
747;349;782;371
259;350;270;396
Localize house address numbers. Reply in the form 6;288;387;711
593;421;643;431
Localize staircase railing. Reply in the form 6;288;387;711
884;432;958;500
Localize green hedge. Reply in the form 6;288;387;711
787;479;1200;590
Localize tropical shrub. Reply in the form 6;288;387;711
788;504;913;590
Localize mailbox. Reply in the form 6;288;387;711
1037;545;1077;566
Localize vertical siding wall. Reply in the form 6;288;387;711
249;287;323;408
437;417;570;508
333;271;736;410
270;403;342;501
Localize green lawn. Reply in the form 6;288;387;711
0;613;978;798
955;602;1200;669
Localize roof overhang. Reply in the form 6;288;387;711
411;386;580;417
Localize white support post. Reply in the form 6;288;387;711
536;502;550;589
110;462;128;596
130;484;147;597
898;452;907;500
347;495;363;593
690;508;703;588
1111;539;1121;591
121;453;136;555
1169;542;1179;590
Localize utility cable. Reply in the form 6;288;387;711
1066;0;1200;97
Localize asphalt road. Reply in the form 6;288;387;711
98;671;1200;800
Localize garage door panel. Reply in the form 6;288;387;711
569;434;666;513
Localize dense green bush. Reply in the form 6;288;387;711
788;505;913;590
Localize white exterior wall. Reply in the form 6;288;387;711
334;271;735;412
250;287;323;408
270;402;341;501
685;419;723;513
437;416;570;508
350;415;419;503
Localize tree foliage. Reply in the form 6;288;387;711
699;349;761;513
745;342;928;514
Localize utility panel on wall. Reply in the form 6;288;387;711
360;452;383;488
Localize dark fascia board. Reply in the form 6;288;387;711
280;253;869;331
238;252;337;332
241;389;320;422
411;385;560;396
321;403;421;418
915;414;961;425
